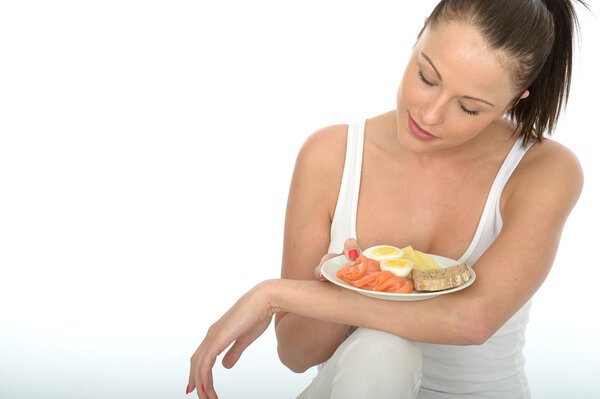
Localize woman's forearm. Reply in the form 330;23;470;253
268;279;485;346
275;313;350;372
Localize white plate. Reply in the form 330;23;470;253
321;254;476;301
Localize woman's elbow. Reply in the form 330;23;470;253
462;323;494;346
459;305;499;345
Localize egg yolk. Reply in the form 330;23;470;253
373;247;401;256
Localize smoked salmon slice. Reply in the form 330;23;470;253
353;271;394;289
336;256;415;293
374;276;414;293
336;256;371;281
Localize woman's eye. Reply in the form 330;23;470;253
418;71;435;87
460;104;479;116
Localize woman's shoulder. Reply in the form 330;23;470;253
521;138;582;182
505;138;583;211
287;123;353;223
294;123;349;180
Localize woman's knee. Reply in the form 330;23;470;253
341;328;421;362
331;328;423;397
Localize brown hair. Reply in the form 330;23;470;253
425;0;589;144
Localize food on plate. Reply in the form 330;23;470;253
412;263;471;292
400;245;441;270
362;245;404;261
353;271;414;293
380;258;413;277
353;270;396;288
336;256;414;293
333;246;472;295
335;255;380;284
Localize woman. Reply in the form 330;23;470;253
188;0;587;397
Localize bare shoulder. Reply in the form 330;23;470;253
505;138;583;218
287;124;350;220
293;124;349;186
517;139;582;192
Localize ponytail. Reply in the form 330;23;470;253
509;0;588;144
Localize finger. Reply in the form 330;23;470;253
187;354;200;396
189;342;219;398
222;340;250;369
203;373;217;399
187;359;196;395
315;253;338;280
198;358;217;399
343;238;361;260
188;344;211;396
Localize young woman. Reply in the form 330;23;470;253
188;0;587;397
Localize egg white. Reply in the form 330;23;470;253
380;258;413;277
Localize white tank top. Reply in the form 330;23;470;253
328;121;534;398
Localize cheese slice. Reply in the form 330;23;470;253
401;245;441;270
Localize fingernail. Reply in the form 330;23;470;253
185;384;190;394
201;384;206;393
349;249;359;260
319;273;326;281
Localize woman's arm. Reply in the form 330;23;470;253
273;124;354;372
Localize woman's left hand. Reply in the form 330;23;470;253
187;281;275;398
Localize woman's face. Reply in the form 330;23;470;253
396;21;522;151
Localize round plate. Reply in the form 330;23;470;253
320;254;476;301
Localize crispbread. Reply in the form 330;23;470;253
412;263;471;292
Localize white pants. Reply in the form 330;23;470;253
296;328;423;399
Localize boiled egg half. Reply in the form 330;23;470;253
380;258;413;277
362;245;404;262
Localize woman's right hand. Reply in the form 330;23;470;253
314;238;362;280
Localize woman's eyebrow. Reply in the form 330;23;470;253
420;52;443;81
420;51;495;107
462;95;495;107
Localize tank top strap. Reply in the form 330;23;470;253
328;121;366;254
458;138;535;264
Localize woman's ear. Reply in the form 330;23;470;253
503;90;530;114
513;90;530;109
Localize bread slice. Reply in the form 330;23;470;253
412;263;471;292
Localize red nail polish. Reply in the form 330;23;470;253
185;384;190;394
201;384;206;393
349;249;359;260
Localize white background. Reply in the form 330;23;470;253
0;1;598;398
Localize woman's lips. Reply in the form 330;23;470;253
408;114;437;141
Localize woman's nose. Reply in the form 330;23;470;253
420;97;445;125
